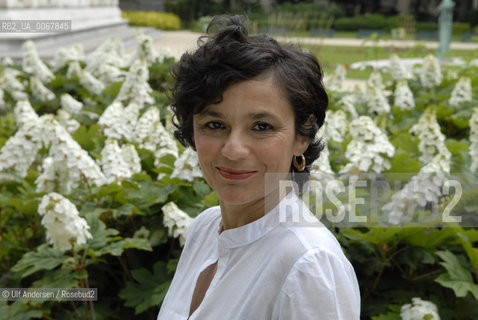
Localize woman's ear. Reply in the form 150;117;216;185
294;135;310;156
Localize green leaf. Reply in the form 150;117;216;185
119;261;172;314
4;198;39;215
95;183;123;198
127;181;172;206
390;133;420;157
85;212;119;250
387;152;421;174
371;311;401;320
11;244;67;278
31;268;79;289
155;153;176;168
435;250;478;300
201;191;219;207
456;232;478;271
0;300;44;320
402;227;458;248
446;139;468;156
112;203;140;218
341;227;402;246
96;238;152;256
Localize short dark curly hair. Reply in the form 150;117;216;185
170;15;328;186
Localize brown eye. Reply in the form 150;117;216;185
205;121;225;130
252;122;273;132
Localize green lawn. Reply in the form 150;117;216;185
301;44;478;79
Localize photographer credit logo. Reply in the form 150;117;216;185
0;288;97;301
267;172;470;228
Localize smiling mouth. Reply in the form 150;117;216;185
216;167;258;180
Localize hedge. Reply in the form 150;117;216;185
122;11;181;31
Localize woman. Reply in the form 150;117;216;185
157;15;360;320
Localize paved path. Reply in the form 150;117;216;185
152;30;201;60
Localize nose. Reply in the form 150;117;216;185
221;131;250;161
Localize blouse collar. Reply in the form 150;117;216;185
217;191;300;249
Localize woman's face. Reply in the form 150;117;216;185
193;75;309;206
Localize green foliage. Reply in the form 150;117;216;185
119;262;172;314
0;47;219;319
165;0;228;25
435;250;478;300
334;14;397;32
11;245;67;278
121;11;181;30
416;22;471;35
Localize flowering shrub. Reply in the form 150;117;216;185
0;31;214;319
321;53;478;319
0;35;477;320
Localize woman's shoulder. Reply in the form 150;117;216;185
280;196;346;261
185;205;221;243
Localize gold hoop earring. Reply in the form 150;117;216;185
293;154;306;172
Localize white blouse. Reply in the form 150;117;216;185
157;191;361;320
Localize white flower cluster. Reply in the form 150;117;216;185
325;110;348;142
420;54;442;89
340;116;395;174
14;99;39;129
367;69;383;88
36;117;106;194
310;138;335;186
51;43;84;71
400;297;440;320
449;76;472;107
410;108;451;164
337;95;358;119
446;69;458;81
394;80;415;110
2;56;13;66
78;69;105;95
469;108;478;172
0;67;27;101
157;47;174;64
98;101;140;140
38;192;92;251
132;106;178;164
164;105;177;135
86;37;126;85
100;139;141;184
383;153;450;225
30;76;55;102
22;40;54;83
128;28;158;66
0;101;42;179
170;148;203;182
60;93;83;115
366;84;390;114
115;58;154;109
56;109;80;133
389;54;412;80
66;61;82;79
162;201;194;246
350;84;367;106
325;64;346;91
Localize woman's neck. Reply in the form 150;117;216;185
219;186;290;230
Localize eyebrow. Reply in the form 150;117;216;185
198;110;281;122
